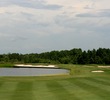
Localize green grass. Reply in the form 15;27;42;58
0;64;110;100
0;63;14;68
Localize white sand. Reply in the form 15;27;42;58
15;64;56;68
98;66;110;68
91;70;104;73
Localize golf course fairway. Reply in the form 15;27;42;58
0;64;110;100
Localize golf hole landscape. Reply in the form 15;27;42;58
0;64;110;100
1;0;110;99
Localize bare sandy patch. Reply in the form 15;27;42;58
14;64;57;68
98;66;110;68
91;70;104;73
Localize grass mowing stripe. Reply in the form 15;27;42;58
11;82;34;100
0;82;17;100
56;80;80;100
94;77;110;84
0;82;3;88
81;78;110;92
86;78;110;86
72;78;110;100
57;80;101;100
33;81;57;100
47;81;74;100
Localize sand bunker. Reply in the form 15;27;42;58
14;64;56;68
98;66;110;68
91;70;104;73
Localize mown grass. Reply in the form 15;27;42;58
0;64;110;100
0;63;14;68
58;64;110;77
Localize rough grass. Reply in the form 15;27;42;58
0;64;110;100
58;64;110;77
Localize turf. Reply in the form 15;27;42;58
0;64;110;100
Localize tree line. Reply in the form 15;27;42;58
0;48;110;64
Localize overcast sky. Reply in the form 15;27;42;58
0;0;110;54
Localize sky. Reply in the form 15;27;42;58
0;0;110;54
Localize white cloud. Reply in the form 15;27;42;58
0;0;110;53
0;0;62;10
76;9;110;17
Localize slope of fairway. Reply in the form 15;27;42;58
0;77;110;100
0;64;110;100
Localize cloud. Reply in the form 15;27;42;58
0;0;110;53
0;0;62;10
84;5;92;9
54;13;110;38
76;9;110;17
11;36;28;42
